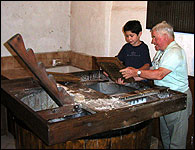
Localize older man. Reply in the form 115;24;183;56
119;21;192;149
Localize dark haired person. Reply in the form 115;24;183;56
116;20;152;84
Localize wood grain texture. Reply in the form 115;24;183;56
95;57;135;83
14;120;151;149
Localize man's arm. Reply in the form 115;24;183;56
139;63;150;70
120;67;171;80
116;64;154;84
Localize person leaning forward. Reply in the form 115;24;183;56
114;20;152;84
119;21;192;149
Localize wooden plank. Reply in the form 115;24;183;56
1;50;70;70
46;71;80;82
1;74;187;146
97;138;111;149
35;51;70;68
1;104;8;136
6;33;74;106
1;50;94;73
69;51;93;70
1;88;49;144
37;105;78;121
121;133;136;149
14;119;152;149
47;94;186;145
85;139;99;149
1;55;26;70
65;140;85;149
110;136;122;149
95;57;135;83
1;78;41;101
1;69;33;80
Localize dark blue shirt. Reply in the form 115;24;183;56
116;41;152;69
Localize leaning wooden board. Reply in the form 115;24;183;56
95;57;135;83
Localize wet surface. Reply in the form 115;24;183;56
85;82;136;95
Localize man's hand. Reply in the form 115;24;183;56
115;78;126;85
103;71;109;77
120;67;138;79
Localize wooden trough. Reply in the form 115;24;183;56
1;34;187;149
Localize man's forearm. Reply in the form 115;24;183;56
139;63;150;70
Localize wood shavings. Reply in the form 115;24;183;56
57;83;130;111
81;97;130;112
57;83;86;102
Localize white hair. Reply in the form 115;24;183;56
152;21;174;39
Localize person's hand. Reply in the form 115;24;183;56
120;67;137;79
115;78;126;85
103;71;109;77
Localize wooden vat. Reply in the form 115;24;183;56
1;33;193;149
1;33;188;149
15;118;152;149
2;74;152;149
1;71;187;148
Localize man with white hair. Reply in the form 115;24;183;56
119;21;192;149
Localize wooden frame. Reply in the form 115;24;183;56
1;75;187;145
95;57;134;83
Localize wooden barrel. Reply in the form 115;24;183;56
12;87;152;149
14;119;152;149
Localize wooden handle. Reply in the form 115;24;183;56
6;33;74;107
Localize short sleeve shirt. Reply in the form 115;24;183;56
152;41;189;93
116;41;152;69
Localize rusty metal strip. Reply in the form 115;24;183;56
5;33;74;107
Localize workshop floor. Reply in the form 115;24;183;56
1;132;16;149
